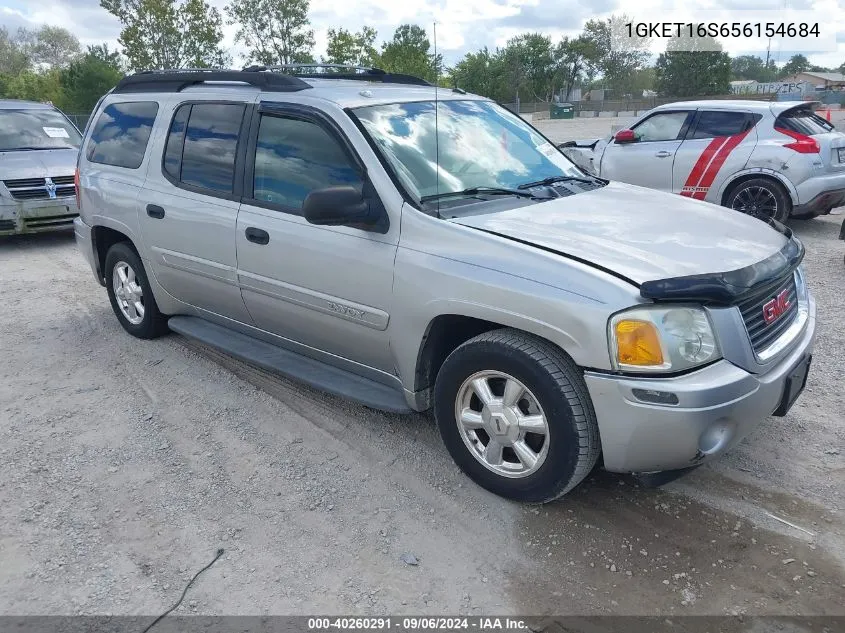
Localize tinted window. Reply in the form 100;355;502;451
776;108;834;135
632;111;690;142
86;102;158;169
163;104;189;179
253;115;361;209
0;108;81;151
180;103;244;193
690;111;752;139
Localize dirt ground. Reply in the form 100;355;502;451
0;216;843;617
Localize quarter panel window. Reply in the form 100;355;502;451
180;103;245;194
252;115;362;210
632;111;690;142
86;101;159;169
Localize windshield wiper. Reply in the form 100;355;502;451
517;175;597;190
420;186;536;203
2;146;71;151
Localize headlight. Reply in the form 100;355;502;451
609;306;721;373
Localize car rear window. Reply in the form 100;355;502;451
775;108;834;135
0;108;81;151
689;111;759;139
86;101;159;169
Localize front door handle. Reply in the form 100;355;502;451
245;227;270;245
655;150;673;158
146;204;165;219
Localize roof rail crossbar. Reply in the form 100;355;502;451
243;63;431;86
114;69;312;93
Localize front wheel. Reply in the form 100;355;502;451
433;329;601;503
725;178;791;223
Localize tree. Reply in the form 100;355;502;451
583;14;651;96
324;27;377;67
654;30;731;97
379;25;441;83
0;27;34;75
101;0;229;70
451;48;500;98
554;35;600;101
781;54;810;77
225;0;314;66
4;70;63;104
32;26;81;69
59;45;124;112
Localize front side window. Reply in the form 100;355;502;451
252;115;362;210
632;111;690;142
690;111;752;139
0;108;82;152
179;103;244;194
86;102;158;168
351;99;583;203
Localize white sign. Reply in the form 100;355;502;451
43;127;70;138
731;82;812;95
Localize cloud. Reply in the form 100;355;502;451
1;0;843;67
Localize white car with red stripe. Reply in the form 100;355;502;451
560;100;845;222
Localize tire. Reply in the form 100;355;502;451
724;178;791;223
104;242;168;339
433;329;601;503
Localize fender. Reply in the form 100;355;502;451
717;168;799;206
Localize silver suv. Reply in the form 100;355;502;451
74;68;816;502
1;100;81;235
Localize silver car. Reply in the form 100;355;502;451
0;100;81;235
74;68;816;502
561;100;845;222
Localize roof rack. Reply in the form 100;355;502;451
242;63;432;87
114;68;312;94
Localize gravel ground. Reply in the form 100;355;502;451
0;215;843;617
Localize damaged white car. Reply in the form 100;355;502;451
560;100;845;222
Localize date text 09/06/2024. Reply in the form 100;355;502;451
307;617;528;631
625;22;821;38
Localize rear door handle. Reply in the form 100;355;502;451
245;227;270;245
655;151;673;158
146;204;165;219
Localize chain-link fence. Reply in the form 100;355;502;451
64;113;91;131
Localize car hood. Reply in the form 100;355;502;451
450;182;789;285
0;148;79;181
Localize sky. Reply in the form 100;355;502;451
2;0;845;70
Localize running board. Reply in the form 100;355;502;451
168;316;412;414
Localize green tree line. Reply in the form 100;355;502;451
3;0;845;115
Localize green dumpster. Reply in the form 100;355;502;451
550;102;575;119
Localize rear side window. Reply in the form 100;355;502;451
163;103;245;194
689;111;759;139
86;101;158;169
776;108;834;135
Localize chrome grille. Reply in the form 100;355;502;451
737;274;799;354
3;176;75;201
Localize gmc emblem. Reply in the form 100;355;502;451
762;289;791;325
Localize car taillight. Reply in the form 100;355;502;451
74;167;81;210
775;127;820;154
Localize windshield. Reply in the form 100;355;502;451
352;99;584;203
0;108;82;151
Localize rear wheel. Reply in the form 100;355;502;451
433;329;600;503
725;178;791;223
105;242;168;339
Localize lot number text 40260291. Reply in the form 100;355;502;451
625;22;821;39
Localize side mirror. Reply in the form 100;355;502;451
614;129;637;144
302;186;375;228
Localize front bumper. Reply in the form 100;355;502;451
0;197;79;235
584;300;816;473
